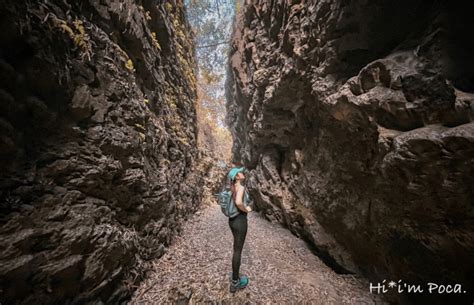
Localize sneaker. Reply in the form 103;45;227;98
229;275;249;293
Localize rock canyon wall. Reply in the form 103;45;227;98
226;1;474;303
0;1;208;304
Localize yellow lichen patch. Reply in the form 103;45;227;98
164;82;186;138
125;59;134;72
177;134;190;146
151;32;161;50
159;158;171;168
236;1;242;13
53;16;92;60
58;22;74;37
144;98;150;104
165;3;173;12
166;88;178;110
135;123;146;131
145;11;152;21
177;51;196;88
164;4;197;89
72;20;87;48
138;132;146;141
109;43;136;74
111;43;135;73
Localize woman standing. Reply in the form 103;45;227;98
227;167;252;293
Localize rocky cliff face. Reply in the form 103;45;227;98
226;1;474;303
0;1;207;304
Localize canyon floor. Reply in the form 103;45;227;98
129;203;387;304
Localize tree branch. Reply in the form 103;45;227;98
196;40;230;49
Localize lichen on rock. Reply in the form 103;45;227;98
0;0;208;304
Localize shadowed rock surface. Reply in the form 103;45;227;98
0;1;208;304
226;1;474;304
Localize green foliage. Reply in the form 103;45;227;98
185;0;235;160
185;0;234;123
186;0;234;80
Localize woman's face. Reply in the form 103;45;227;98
236;172;245;180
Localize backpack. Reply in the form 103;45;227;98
216;185;251;218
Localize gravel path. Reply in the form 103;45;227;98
130;204;387;304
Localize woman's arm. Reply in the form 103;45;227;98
235;186;252;213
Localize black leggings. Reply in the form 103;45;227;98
229;212;248;281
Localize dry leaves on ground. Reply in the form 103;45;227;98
130;204;387;304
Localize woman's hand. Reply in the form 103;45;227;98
246;206;252;213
